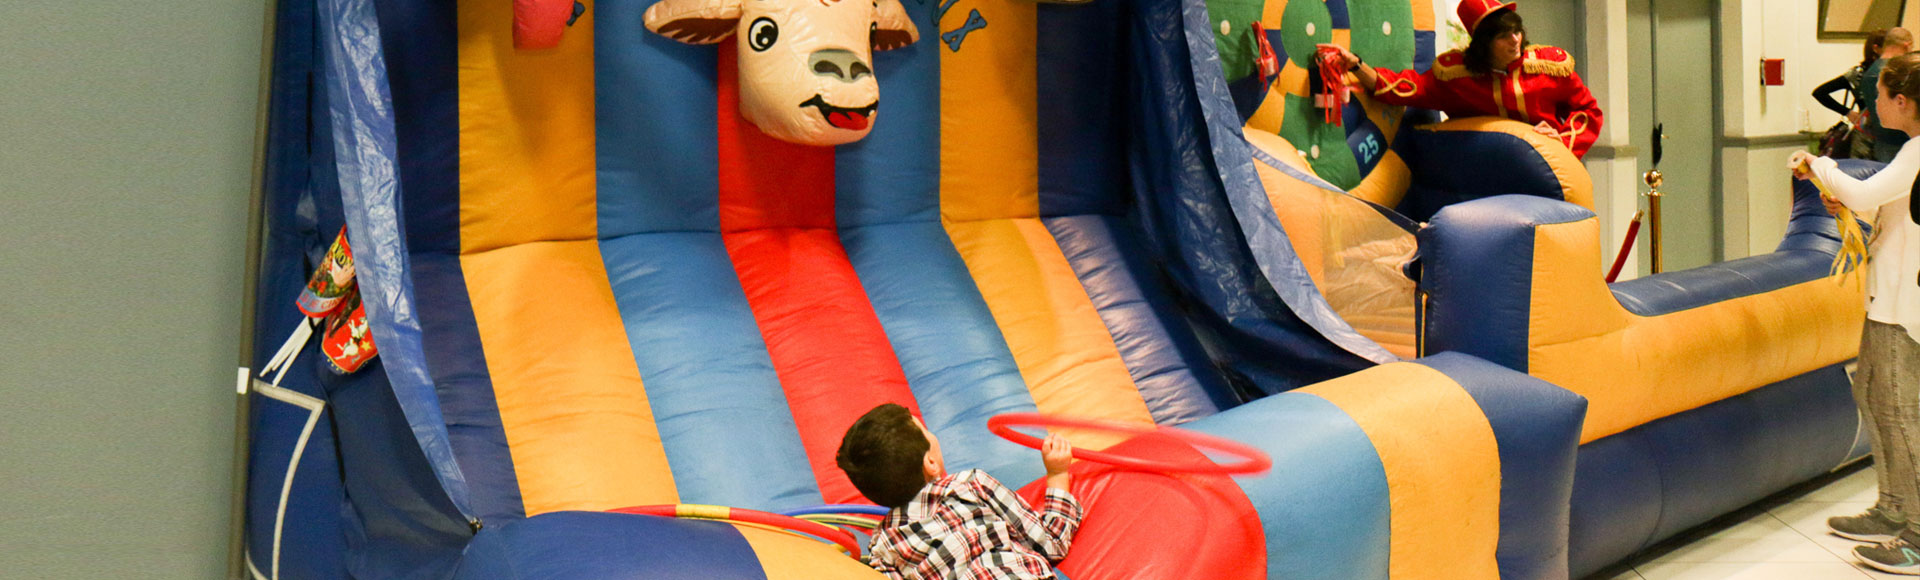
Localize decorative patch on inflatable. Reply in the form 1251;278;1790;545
320;293;378;375
645;0;921;146
1277;0;1332;72
514;0;587;50
939;0;989;52
1209;0;1268;82
1278;93;1360;187
294;227;378;375
297;228;357;318
1347;0;1415;71
1223;0;1431;189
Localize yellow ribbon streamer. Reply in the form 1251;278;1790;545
1799;160;1871;282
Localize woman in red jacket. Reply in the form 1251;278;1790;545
1321;0;1605;158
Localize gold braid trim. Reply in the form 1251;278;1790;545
1376;77;1421;98
1433;49;1472;81
1522;47;1576;77
1560;112;1591;148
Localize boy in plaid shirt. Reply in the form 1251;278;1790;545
835;403;1082;580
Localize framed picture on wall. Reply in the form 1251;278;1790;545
1820;0;1908;40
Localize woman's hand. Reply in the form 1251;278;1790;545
1823;196;1847;215
1533;121;1558;137
1316;43;1359;70
1316;43;1381;91
1787;150;1817;181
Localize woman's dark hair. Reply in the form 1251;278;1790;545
835;403;931;508
1866;29;1889;69
1463;9;1527;75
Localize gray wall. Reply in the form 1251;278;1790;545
0;0;264;577
1522;0;1583;61
1648;0;1719;271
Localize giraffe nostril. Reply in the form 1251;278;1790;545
814;60;846;79
807;49;870;84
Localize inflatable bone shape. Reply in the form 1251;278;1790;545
645;0;920;146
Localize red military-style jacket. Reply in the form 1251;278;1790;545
1368;45;1604;158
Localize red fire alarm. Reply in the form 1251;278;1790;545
1761;58;1786;86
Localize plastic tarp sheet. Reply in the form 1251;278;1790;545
1172;0;1402;366
315;0;474;522
1243;131;1418;358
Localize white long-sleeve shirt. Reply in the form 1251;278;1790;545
1808;137;1920;345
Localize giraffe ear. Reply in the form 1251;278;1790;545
644;0;744;44
871;0;919;51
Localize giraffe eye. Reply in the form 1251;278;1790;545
748;18;779;52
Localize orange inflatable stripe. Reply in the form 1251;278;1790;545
939;0;1038;223
944;219;1155;450
458;0;598;255
1524;218;1865;443
1300;363;1502;580
738;524;883;579
460;242;679;515
459;0;677;515
937;0;1149;446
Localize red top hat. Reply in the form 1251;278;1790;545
1458;0;1517;35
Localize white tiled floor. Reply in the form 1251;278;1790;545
1590;465;1916;579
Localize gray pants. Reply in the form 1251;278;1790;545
1856;320;1920;527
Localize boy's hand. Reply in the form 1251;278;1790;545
1042;434;1073;476
1042;433;1073;491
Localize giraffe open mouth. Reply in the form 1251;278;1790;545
799;95;877;131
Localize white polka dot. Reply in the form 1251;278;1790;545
1299;150;1310;160
1310;145;1321;158
1382;21;1393;36
1306;22;1316;36
1221;20;1231;35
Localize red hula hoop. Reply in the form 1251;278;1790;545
987;413;1272;475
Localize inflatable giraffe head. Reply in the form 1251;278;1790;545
645;0;920;146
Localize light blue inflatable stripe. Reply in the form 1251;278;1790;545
598;233;823;512
841;222;1046;487
1184;392;1390;580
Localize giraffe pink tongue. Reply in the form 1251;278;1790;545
827;111;870;131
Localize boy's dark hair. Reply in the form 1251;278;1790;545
835;403;931;509
1463;9;1526;76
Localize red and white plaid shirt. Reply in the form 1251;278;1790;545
864;469;1083;580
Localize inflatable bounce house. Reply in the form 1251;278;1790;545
242;0;1872;577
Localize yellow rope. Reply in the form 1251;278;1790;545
1800;160;1871;283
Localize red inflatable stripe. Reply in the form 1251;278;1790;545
1023;433;1266;580
717;43;920;506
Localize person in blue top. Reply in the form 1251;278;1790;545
1863;28;1914;162
1813;30;1885;158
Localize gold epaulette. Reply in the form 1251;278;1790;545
1522;45;1575;77
1432;50;1471;81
